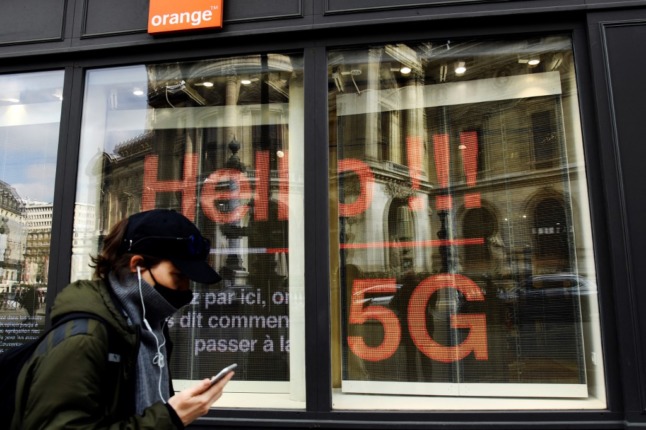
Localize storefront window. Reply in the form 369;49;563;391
0;70;64;352
72;54;305;408
328;35;605;409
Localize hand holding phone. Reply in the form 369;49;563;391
210;363;237;386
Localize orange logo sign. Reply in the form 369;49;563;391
148;0;223;34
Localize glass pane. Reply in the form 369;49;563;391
72;54;305;408
0;70;64;351
329;35;605;409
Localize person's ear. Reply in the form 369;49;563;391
129;255;145;273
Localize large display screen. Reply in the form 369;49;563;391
328;35;605;404
73;55;305;406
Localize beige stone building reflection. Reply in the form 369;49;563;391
328;38;594;388
0;181;25;293
77;55;296;286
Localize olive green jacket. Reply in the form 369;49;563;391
10;279;184;429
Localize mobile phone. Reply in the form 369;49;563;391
210;363;237;386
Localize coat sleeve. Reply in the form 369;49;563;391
14;325;181;430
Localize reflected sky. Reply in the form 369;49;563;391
0;70;64;203
76;66;148;204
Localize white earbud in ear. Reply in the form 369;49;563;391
136;265;151;332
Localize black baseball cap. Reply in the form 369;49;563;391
122;209;221;284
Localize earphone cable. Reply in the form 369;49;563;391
137;266;168;403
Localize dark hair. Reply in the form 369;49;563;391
90;218;161;280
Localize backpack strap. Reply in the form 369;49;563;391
36;312;122;362
51;312;136;417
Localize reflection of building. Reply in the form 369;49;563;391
71;135;147;282
70;203;96;282
0;181;25;292
332;41;583;285
23;201;52;285
331;41;590;388
94;58;294;278
102;135;148;228
87;59;295;382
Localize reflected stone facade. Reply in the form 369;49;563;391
0;181;25;293
23;202;51;286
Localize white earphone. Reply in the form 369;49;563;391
137;266;153;332
136;265;167;402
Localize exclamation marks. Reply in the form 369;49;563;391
404;132;481;211
459;131;481;209
406;136;424;211
433;134;452;210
